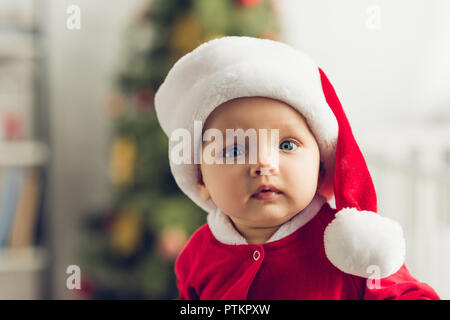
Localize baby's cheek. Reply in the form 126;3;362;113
219;165;246;190
282;159;318;196
209;165;246;202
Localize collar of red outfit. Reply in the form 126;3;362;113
207;193;327;246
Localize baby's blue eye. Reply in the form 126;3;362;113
280;140;298;151
224;144;245;158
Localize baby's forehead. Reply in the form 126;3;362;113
203;96;310;133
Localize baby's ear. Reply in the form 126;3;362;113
197;166;211;201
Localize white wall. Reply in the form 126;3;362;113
45;0;145;299
277;0;450;131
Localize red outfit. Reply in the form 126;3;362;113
175;202;440;300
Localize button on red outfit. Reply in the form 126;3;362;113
175;203;440;300
252;250;261;261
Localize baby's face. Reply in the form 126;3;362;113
198;97;322;229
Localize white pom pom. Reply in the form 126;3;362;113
324;208;405;278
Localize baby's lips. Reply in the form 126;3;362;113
251;184;282;196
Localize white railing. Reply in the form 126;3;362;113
366;152;450;300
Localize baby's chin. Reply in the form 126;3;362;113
234;209;300;229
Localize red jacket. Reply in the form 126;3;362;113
175;202;440;300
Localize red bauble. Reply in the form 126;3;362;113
239;0;262;7
135;89;154;111
73;276;95;300
157;228;188;261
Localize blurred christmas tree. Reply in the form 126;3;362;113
79;0;280;299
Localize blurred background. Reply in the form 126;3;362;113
0;0;449;299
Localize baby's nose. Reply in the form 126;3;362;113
255;167;279;175
251;146;280;176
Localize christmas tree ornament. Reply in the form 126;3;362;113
105;91;126;118
135;88;155;111
109;210;142;256
239;0;262;7
109;137;137;186
156;227;188;261
170;12;203;57
74;276;95;299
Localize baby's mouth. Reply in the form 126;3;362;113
251;185;282;200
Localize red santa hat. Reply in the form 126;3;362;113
154;36;405;278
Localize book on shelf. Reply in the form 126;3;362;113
0;167;24;248
0;167;42;251
8;168;41;248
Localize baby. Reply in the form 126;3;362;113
154;36;439;299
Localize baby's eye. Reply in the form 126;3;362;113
224;144;245;158
279;140;298;151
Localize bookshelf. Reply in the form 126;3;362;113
0;141;48;166
0;0;49;299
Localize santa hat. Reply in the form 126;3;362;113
154;36;405;278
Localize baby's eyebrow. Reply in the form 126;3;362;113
277;123;308;136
